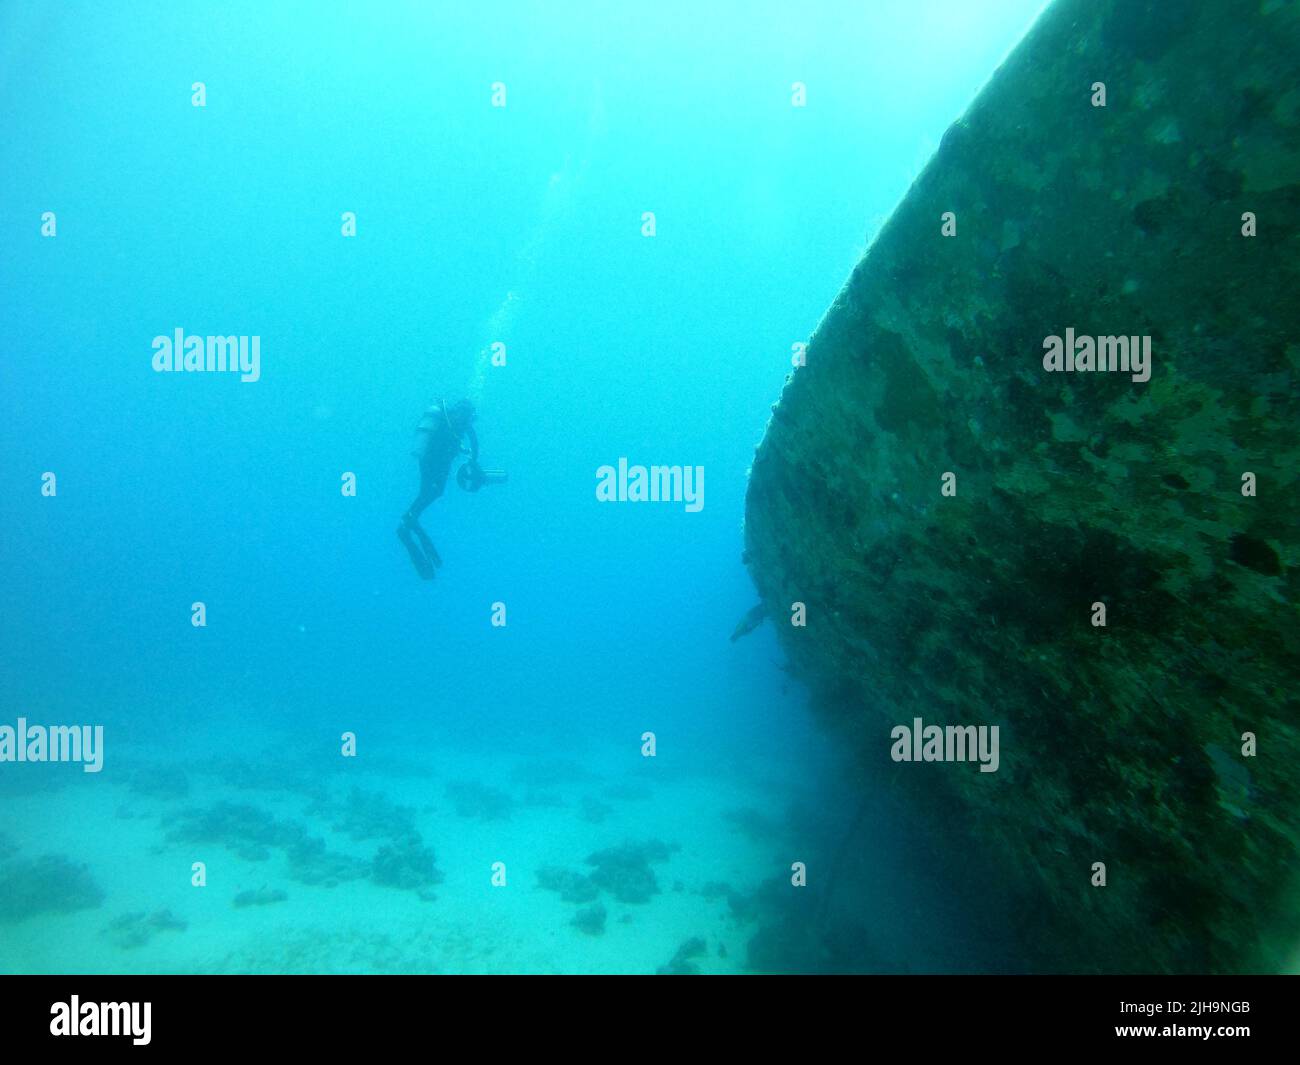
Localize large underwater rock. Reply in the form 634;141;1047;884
744;0;1299;973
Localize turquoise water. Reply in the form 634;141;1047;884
0;1;1044;973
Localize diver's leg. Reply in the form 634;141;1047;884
409;460;448;565
396;521;436;579
402;487;437;526
397;459;446;576
404;457;446;523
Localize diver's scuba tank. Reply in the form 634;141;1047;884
457;461;508;492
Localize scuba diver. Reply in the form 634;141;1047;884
397;397;506;579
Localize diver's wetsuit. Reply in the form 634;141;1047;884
398;399;478;579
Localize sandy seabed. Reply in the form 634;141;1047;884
0;734;802;975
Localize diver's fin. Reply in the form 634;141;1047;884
397;522;437;580
410;523;442;567
730;602;768;642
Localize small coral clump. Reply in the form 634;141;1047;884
0;854;105;923
657;936;707;975
166;801;309;861
233;887;289;908
585;840;679;904
103;908;187;949
536;865;599;903
371;834;443;900
285;836;369;888
571;903;607;936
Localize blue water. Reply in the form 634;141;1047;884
1;1;1044;973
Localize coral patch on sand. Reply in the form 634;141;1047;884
584;840;679;904
0;854;105;923
103;908;187;949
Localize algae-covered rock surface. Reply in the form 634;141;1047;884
743;0;1299;973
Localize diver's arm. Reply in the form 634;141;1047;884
465;425;479;464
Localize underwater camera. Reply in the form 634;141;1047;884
457;462;508;492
